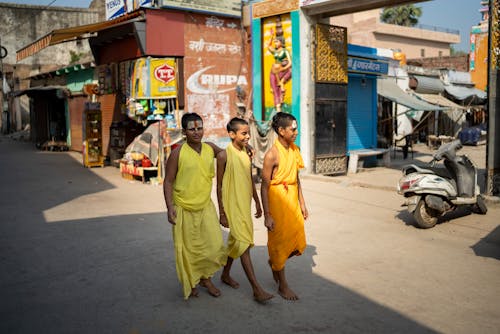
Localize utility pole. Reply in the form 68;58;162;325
486;0;500;196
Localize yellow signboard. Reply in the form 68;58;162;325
131;57;177;99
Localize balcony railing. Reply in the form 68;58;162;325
414;23;459;35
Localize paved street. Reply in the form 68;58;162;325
1;137;499;334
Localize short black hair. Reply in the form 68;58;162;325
226;117;248;133
271;112;296;134
181;113;203;130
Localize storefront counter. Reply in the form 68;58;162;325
120;160;158;183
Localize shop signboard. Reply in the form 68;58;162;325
131;58;177;99
470;34;476;71
299;0;330;7
106;0;127;20
347;57;389;75
160;0;241;18
126;0;153;13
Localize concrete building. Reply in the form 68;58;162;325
331;9;460;59
0;2;100;133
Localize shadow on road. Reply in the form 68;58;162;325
0;139;438;333
471;225;500;260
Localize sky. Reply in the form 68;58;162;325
2;0;484;52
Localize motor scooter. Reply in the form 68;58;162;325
397;139;487;229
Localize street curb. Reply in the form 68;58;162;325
301;173;396;192
302;173;500;207
484;195;500;207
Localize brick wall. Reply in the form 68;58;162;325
407;55;469;72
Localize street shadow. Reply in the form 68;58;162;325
471;225;500;260
0;140;439;334
0;211;439;334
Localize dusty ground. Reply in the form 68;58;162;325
1;137;499;334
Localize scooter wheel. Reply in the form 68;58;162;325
414;199;439;229
472;195;488;215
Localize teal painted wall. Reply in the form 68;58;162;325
66;68;95;93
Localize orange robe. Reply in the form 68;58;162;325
267;139;305;271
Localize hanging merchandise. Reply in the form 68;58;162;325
126;57;180;126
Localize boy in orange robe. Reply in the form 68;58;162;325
261;112;308;300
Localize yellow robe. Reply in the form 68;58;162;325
268;139;306;271
222;144;254;259
172;143;227;299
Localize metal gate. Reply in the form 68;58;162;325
313;24;348;174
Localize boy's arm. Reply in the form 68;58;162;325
250;163;262;218
205;141;223;156
261;147;277;231
297;173;308;220
163;145;180;225
216;151;229;228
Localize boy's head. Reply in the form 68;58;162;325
181;113;204;144
226;117;248;133
271;112;298;143
226;117;250;149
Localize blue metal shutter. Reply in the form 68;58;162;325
347;76;377;151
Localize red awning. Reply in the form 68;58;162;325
16;11;145;62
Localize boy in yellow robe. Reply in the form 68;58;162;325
261;112;308;301
216;117;274;303
163;112;227;299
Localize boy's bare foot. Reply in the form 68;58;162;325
189;287;199;298
254;289;274;303
200;279;221;297
278;286;298;301
221;274;240;289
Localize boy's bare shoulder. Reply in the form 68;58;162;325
168;144;183;159
217;149;227;160
264;145;278;159
263;145;279;165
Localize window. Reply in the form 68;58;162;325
420;49;425;57
438;51;443;57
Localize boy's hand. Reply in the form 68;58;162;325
167;208;177;225
264;215;274;231
219;213;229;228
255;202;262;218
301;204;309;220
245;144;255;159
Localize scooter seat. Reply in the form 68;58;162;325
429;166;452;179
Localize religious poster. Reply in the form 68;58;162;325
262;14;292;120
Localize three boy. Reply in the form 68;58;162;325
164;112;307;301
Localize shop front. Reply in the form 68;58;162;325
17;8;249;179
86;7;250;181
